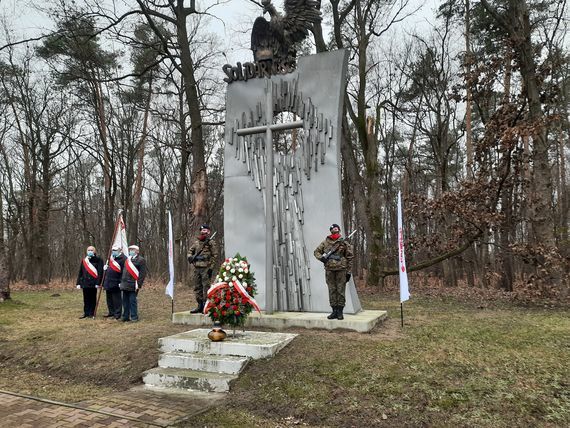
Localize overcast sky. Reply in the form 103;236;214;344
1;0;439;64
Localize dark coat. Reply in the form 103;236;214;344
103;254;126;290
120;254;147;291
76;255;104;288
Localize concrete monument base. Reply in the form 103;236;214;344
172;309;387;333
143;329;297;393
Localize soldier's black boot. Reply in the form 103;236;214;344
337;306;344;320
190;300;203;313
327;306;338;320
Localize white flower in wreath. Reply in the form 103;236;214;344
244;268;249;273
232;276;237;281
238;268;243;273
238;274;243;279
230;269;235;273
225;265;230;270
233;258;238;261
243;281;247;286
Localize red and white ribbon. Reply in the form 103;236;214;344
202;280;261;314
203;281;228;314
109;256;121;273
232;279;261;313
126;256;139;280
82;257;98;279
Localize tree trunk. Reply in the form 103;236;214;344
176;76;190;282
132;79;152;242
0;248;9;301
176;0;208;230
513;1;554;246
464;0;473;175
93;79;115;246
0;192;8;301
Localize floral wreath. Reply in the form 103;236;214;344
203;253;260;327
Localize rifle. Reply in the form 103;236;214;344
188;231;217;264
320;230;357;262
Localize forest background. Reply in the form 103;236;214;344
0;0;568;300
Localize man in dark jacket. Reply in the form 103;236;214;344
313;224;354;320
76;245;104;319
120;244;146;322
103;245;126;320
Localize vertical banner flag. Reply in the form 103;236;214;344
398;191;410;302
112;214;129;256
165;211;175;299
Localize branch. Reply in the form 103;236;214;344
479;0;513;34
381;231;483;277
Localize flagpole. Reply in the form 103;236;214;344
400;303;404;328
94;210;123;318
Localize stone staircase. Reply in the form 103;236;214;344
143;329;297;393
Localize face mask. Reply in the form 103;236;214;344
129;250;136;257
112;251;119;257
87;251;94;257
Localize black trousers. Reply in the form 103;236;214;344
82;287;97;317
105;287;122;318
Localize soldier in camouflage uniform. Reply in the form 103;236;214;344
314;224;354;320
187;224;218;313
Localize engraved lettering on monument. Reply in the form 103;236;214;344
223;0;361;314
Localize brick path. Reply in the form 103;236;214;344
0;388;220;427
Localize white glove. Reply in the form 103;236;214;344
95;285;99;288
103;264;108;271
76;284;81;289
135;282;139;291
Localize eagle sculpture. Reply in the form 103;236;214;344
251;0;322;63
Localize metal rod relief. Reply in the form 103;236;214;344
265;79;274;314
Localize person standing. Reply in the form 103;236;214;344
314;224;354;320
187;224;218;313
103;245;126;320
120;244;147;322
76;245;104;319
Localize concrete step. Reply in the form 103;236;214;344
142;366;239;393
159;329;297;359
158;351;250;374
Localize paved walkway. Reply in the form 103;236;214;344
0;388;219;427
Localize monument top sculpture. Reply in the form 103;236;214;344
251;0;322;63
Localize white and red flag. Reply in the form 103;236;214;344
112;214;129;255
165;211;175;299
398;191;410;303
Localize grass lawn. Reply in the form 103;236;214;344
0;284;568;427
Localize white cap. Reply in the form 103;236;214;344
128;245;139;251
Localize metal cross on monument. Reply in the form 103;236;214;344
235;79;304;314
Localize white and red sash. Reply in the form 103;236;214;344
82;257;98;279
232;280;261;313
109;256;121;273
126;256;139;280
203;280;261;314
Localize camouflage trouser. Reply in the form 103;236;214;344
325;270;347;307
193;267;210;303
